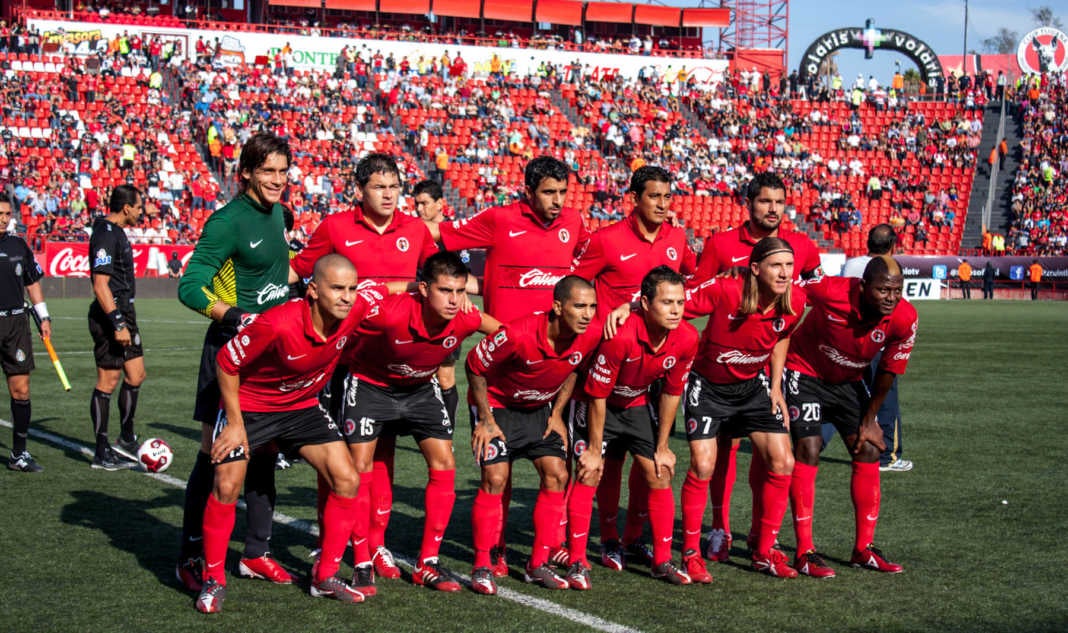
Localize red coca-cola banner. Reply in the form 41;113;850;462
40;241;196;278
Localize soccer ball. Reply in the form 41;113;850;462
137;437;174;473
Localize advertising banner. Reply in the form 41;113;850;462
43;241;194;278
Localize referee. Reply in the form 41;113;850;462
88;185;153;470
0;194;49;472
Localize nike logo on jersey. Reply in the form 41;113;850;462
731;255;748;263
509;230;527;238
345;239;364;247
624;356;642;363
394;339;414;345
827;314;847;323
287;354;306;361
525;359;544;365
249;240;263;248
620;253;638;261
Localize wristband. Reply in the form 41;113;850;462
108;309;127;331
33;302;50;321
221;306;251;330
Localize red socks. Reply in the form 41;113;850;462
621;461;650;545
420;468;456;562
472;489;503;568
681;471;710;553
320;492;358;582
790;461;819;554
647;487;675;566
351;471;373;565
753;471;791;555
566;481;598;565
597;457;624;542
748;450;768;542
497;479;512;552
710;439;739;533
368;459;393;551
529;489;566;568
851;461;881;550
202;494;237;585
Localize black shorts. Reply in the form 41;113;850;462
194;321;239;424
571;400;658;460
784;368;868;440
683;371;787;440
0;312;34;375
340;378;452;445
473;404;566;466
213;406;343;464
88;301;143;369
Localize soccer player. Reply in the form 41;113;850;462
290;153;438;582
177;132;295;592
339;251;500;595
88;185;155;470
465;276;601;595
691;173;822;565
679;238;806;580
196;255;375;613
565;266;698;589
427;156;590;575
0;194;50;472
785;256;917;577
571;165;697;573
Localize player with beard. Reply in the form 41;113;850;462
679;238;807;580
691;173;822;566
564;267;698;589
290;153;438;582
427;156;590;577
571;166;697;573
177;132;294;592
196;255;377;613
338;252;500;596
465;276;601;595
784;256;916;577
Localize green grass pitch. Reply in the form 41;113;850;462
1;298;1065;632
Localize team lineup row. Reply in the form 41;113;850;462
2;131;913;612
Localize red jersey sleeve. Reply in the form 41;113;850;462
416;222;438;266
878;303;918;376
291;216;335;278
662;324;698;396
216;312;272;375
570;231;606;282
684;278;722;319
465;327;515;378
440;207;497;251
583;333;628;400
679;244;698;277
692;238;720;284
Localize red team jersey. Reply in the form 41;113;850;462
216;291;380;412
684;277;807;384
693;223;822;283
584;313;698;409
571;213;697;313
786;276;917;384
466;311;602;410
291;207;437;284
346;292;483;388
439;200;590;322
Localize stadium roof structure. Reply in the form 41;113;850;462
268;0;729;28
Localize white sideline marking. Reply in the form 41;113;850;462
0;419;642;633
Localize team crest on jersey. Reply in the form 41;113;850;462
558;228;570;243
772;317;786;333
573;439;587;456
686;418;697;434
14;262;22;276
569;351;584;366
597;354;606;365
336;335;348;350
871;329;886;344
396;237;410;252
662;355;676;370
789;406;800;422
443;335;458;349
94;248;112;267
134;333;141;346
15;348;25;363
666;247;678;261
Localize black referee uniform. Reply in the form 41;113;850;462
0;228;45;471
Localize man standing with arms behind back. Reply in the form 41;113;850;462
176;132;295;592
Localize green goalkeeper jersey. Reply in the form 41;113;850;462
178;193;290;317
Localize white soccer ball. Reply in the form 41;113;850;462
137;437;174;473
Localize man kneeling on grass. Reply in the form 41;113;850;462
196;254;377;613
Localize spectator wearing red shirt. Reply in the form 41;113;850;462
338;252;500;596
196;255;374;613
571;165;697;573
565;267;698;589
465;276;601;595
690;172;822;565
785;257;917;577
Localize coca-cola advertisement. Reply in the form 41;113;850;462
41;241;196;278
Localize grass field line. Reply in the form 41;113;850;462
50;315;209;326
33;347;202;358
0;418;643;633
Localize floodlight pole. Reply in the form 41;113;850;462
962;0;969;66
